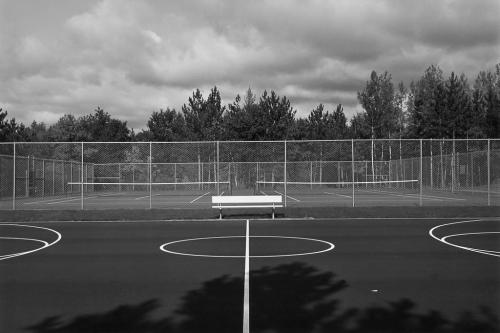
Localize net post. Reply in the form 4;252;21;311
12;142;16;210
351;139;355;207
419;139;423;207
284;140;287;208
81;142;84;210
149;141;152;209
487;139;490;206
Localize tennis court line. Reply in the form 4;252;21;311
274;190;300;202
24;196;82;205
46;196;98;204
324;191;352;199
190;192;211;203
358;189;442;201
362;189;466;201
243;219;250;333
45;192;123;205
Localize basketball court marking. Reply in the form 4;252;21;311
429;219;500;257
0;223;62;261
159;219;334;333
442;232;500;255
159;235;335;258
243;220;250;333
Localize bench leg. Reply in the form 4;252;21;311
272;207;275;219
219;208;222;220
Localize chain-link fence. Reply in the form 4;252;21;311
0;139;498;210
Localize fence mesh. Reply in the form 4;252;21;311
0;139;498;210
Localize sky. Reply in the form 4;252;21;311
0;0;499;131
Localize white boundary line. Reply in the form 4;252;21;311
134;194;161;200
243;220;250;333
23;196;82;205
2;217;499;224
324;191;352;199
0;224;62;261
274;190;300;202
47;196;99;204
190;192;211;203
429;219;500;258
361;189;467;201
358;189;442;201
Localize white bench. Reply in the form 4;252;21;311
212;195;283;219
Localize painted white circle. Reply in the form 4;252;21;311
160;235;334;258
442;232;500;255
429;219;500;258
0;224;61;261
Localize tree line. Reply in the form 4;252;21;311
1;64;498;142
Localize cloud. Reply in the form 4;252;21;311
0;0;498;129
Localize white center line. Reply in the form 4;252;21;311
243;219;250;333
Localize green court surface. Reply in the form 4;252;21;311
1;217;499;333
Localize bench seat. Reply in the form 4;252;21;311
212;195;282;219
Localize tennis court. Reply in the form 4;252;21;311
2;184;498;210
1;139;499;210
1;216;499;333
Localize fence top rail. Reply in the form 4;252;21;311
0;153;86;164
0;139;498;145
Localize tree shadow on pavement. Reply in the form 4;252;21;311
26;262;498;333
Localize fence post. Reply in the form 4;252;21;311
43;160;46;197
487;139;490;206
284;140;287;207
118;163;122;193
149;142;152;209
217;141;220;195
351;139;355;207
81;142;84;210
62;161;65;195
52;160;55;196
25;167;29;197
451;139;456;193
26;156;30;197
420;139;423;207
430;138;433;190
12;142;16;210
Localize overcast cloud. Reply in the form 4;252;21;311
0;0;499;130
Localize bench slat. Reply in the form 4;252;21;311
212;195;282;204
212;205;284;209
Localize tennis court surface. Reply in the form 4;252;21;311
1;217;499;333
